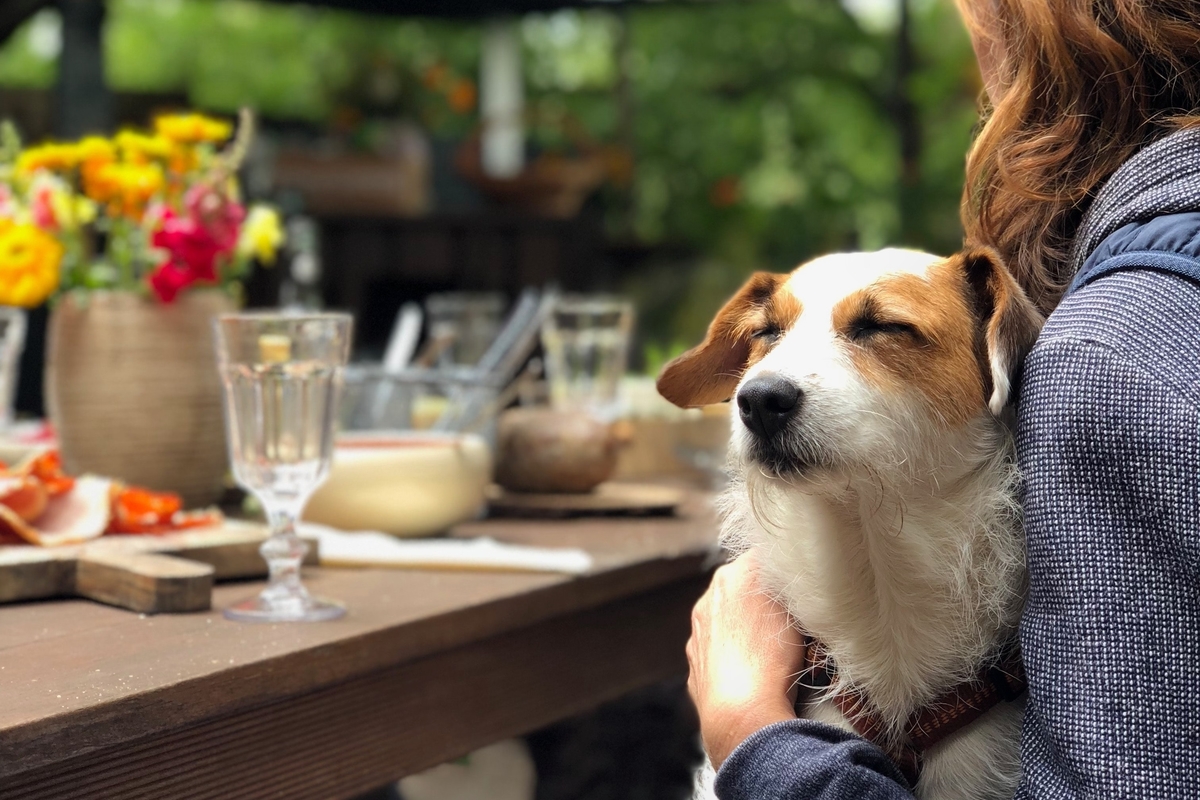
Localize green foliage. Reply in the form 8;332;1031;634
102;0;479;122
0;9;58;87
0;0;982;362
625;0;977;262
614;1;979;362
0;120;21;165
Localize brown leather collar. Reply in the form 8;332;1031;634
799;637;1026;787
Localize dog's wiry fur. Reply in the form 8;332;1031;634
662;248;1041;800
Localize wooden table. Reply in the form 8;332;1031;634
0;494;717;800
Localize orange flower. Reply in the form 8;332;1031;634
422;62;449;90
448;79;477;113
166;144;199;176
78;136;118;194
85;162;165;219
709;176;742;208
0;219;63;307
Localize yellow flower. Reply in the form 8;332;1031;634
237;205;284;265
115;130;172;164
154;113;233;145
72;196;97;226
50;190;96;230
75;136;116;166
15;143;79;176
0;219;62;307
84;162;165;219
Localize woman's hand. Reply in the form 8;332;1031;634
687;551;807;768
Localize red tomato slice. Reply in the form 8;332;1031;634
23;451;75;497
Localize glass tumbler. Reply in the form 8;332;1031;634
213;312;353;622
540;296;634;421
424;292;507;367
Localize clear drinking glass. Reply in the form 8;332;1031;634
423;292;507;367
213;312;353;622
540;296;634;421
0;308;26;431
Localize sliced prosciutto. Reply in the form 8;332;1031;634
0;476;114;547
0;448;224;547
0;474;49;521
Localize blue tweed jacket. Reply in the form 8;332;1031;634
715;132;1200;799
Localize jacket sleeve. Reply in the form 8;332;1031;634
714;719;913;799
1014;332;1200;798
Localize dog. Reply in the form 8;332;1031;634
659;248;1042;800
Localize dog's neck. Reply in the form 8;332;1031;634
720;418;1026;732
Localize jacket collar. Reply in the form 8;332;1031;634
1070;127;1200;275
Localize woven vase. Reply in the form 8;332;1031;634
45;290;235;507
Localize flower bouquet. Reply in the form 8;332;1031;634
0;110;283;306
0;111;286;505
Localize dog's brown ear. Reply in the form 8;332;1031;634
959;247;1044;415
657;272;784;408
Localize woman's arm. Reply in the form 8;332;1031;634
714;719;913;799
1015;284;1200;797
690;555;914;798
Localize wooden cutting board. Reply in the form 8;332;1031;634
487;482;684;519
0;522;318;614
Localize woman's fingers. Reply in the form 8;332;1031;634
687;552;804;767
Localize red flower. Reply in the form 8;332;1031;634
152;210;223;282
148;260;196;303
147;185;246;303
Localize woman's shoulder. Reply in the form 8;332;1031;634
1041;269;1200;351
1039;211;1200;356
1019;214;1200;413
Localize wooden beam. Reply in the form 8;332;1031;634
54;0;113;138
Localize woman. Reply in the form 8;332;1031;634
689;1;1200;797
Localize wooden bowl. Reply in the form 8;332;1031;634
494;408;618;494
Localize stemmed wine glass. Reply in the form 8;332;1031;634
213;312;353;622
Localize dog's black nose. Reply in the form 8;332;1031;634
737;375;802;439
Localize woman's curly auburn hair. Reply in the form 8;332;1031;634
957;0;1200;314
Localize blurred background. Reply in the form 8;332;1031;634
0;0;981;412
0;2;988;797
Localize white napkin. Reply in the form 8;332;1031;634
301;523;594;575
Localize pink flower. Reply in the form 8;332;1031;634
184;184;244;252
147;260;196;303
31;185;56;230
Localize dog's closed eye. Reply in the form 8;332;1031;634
847;317;922;342
752;326;782;342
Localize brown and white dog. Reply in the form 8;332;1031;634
659;248;1042;800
